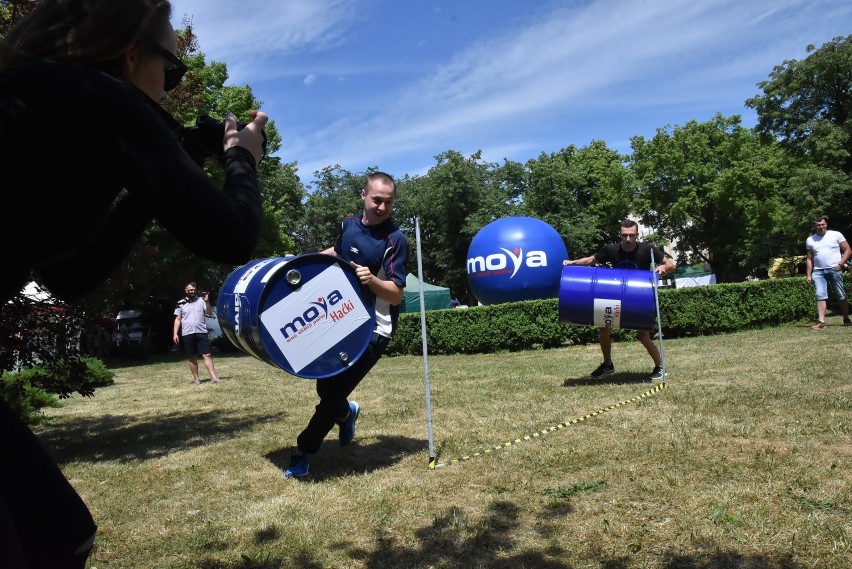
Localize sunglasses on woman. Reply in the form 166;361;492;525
150;45;188;91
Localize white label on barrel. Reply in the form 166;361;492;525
259;264;371;373
593;298;622;329
234;258;278;294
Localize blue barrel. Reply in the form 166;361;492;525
558;266;656;331
216;254;376;379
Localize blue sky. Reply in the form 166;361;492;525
169;0;851;189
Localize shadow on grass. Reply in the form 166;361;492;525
190;498;805;568
37;409;287;463
264;434;429;481
562;371;652;387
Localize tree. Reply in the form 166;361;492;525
462;157;527;236
255;161;306;257
0;0;38;36
293;165;366;254
394;150;510;304
0;284;118;424
630;114;793;282
521;140;631;258
746;35;852;237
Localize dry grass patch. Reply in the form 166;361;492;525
35;324;851;568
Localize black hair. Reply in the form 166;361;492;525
0;0;173;77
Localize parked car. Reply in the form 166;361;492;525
112;306;173;355
113;309;148;348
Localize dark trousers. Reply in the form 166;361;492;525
0;398;96;569
296;333;389;454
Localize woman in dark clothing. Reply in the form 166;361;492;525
0;0;267;303
0;1;268;566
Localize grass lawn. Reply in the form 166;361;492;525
36;322;851;568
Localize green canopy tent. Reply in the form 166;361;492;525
401;273;452;313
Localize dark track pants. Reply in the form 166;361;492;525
296;333;389;454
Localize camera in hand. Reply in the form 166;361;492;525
180;115;267;165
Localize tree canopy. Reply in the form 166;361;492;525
630;114;794;282
746;34;852;237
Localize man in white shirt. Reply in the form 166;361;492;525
805;216;851;329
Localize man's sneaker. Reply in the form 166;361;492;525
590;362;615;378
844;318;851;326
811;321;826;330
284;450;309;478
211;378;221;384
338;401;360;446
649;365;667;381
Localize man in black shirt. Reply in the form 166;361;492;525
563;220;675;380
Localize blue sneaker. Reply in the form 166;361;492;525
339;401;360;446
284;450;309;478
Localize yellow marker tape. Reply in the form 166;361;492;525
430;382;667;470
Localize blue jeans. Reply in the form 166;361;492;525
812;268;846;301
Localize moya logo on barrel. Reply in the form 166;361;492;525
594;298;623;329
277;289;358;341
260;264;370;372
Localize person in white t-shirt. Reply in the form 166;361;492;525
805;216;851;329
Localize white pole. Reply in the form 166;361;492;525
648;231;667;380
415;217;436;465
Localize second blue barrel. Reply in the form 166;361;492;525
558;266;656;331
216;254;376;379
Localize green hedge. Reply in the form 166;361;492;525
387;274;849;356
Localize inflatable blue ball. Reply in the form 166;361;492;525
466;216;568;305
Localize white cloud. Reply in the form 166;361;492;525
168;0;852;184
293;0;851;178
170;0;361;76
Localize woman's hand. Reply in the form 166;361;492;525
224;110;269;166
